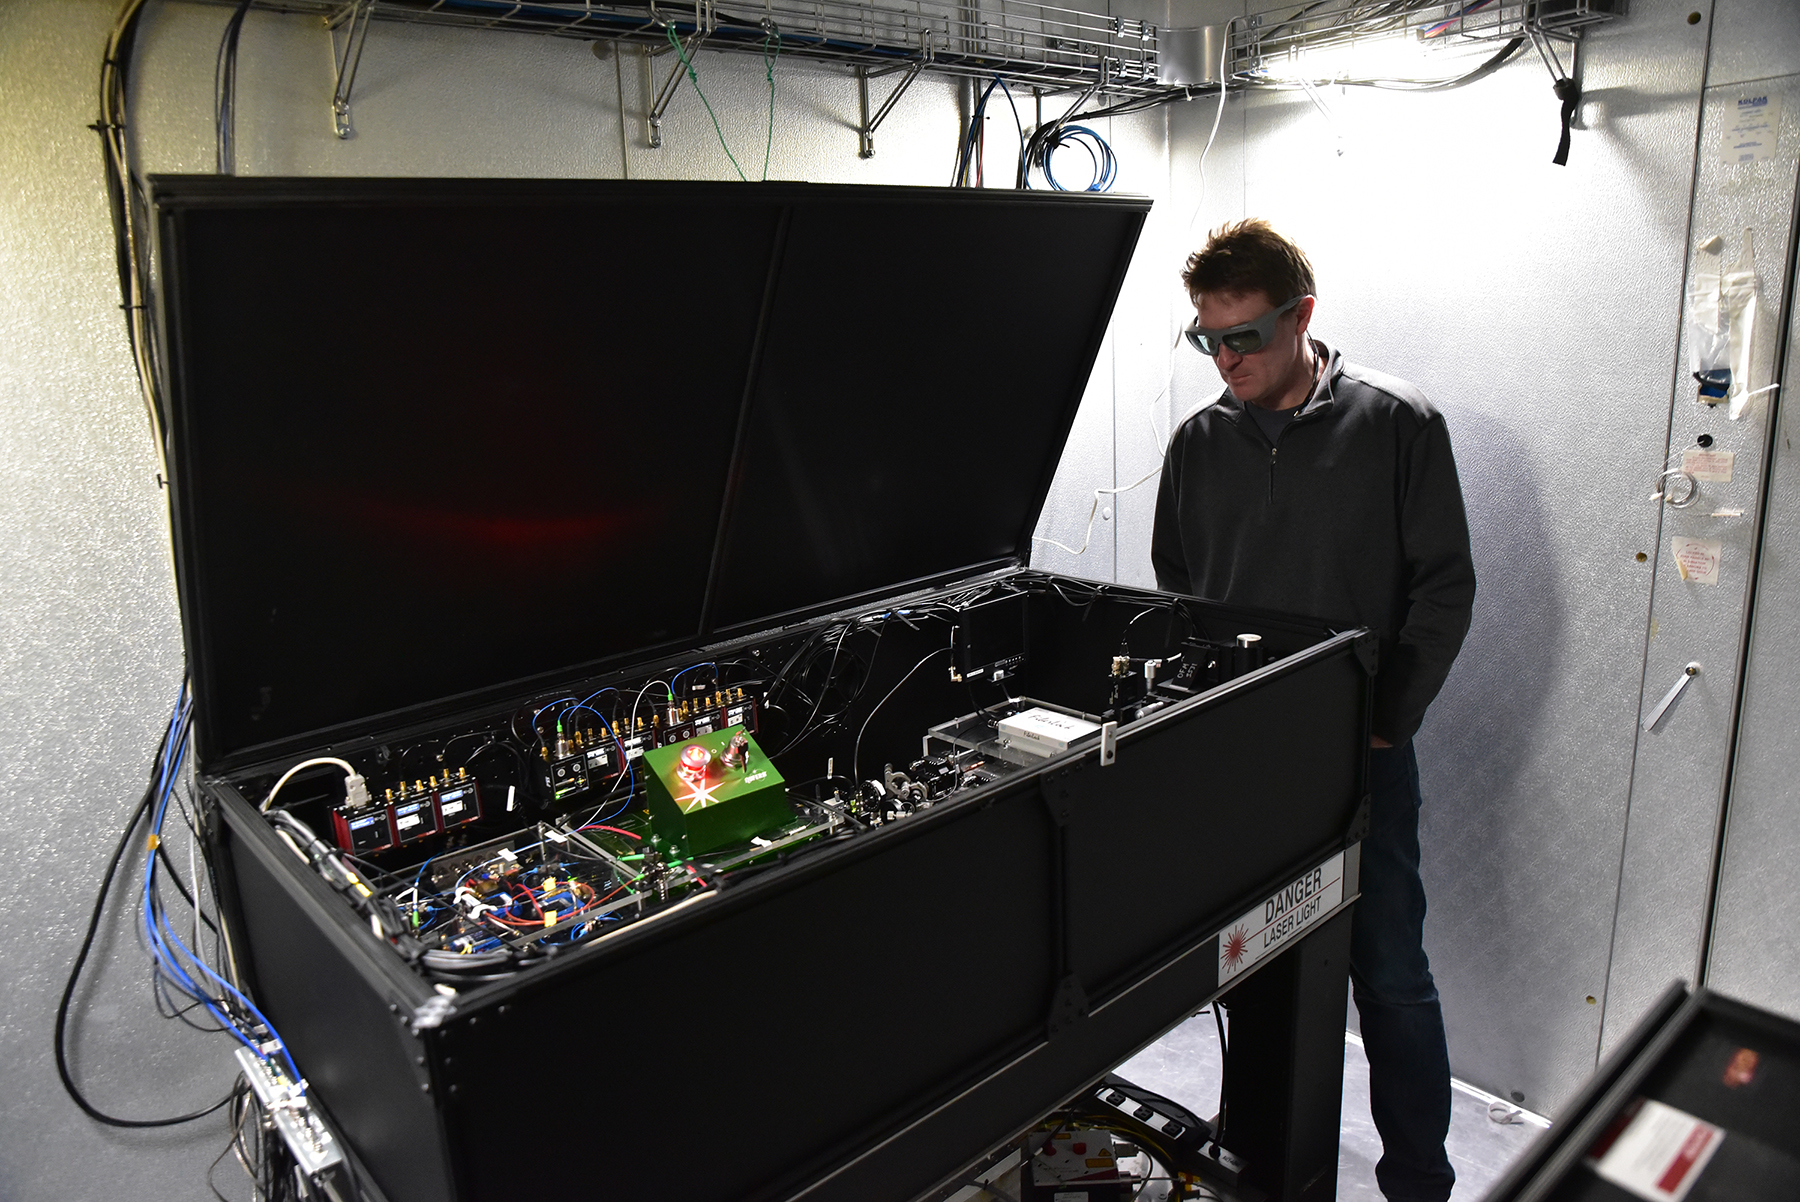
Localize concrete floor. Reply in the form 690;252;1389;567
1114;1010;1547;1201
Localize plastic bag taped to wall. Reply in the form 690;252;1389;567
1685;228;1760;419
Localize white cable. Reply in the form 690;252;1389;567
629;679;673;736
1187;15;1238;237
1034;330;1195;559
260;756;364;812
1030;466;1165;557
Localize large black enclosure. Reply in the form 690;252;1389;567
155;178;1376;1202
1484;984;1800;1201
156;178;1143;770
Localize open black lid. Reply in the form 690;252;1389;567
151;177;1148;771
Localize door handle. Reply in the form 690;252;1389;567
1642;662;1701;732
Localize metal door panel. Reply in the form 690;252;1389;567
1706;252;1800;1017
1603;68;1800;1054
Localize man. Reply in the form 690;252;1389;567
1151;219;1476;1202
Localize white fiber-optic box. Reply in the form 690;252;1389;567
997;707;1101;757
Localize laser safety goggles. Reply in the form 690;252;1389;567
1183;294;1308;357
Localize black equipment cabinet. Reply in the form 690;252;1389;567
1484;984;1800;1202
154;177;1376;1202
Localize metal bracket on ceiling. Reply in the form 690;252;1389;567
855;38;931;159
328;0;375;139
1526;24;1584;165
641;0;716;149
1526;23;1576;82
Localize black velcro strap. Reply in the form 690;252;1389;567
1552;77;1581;166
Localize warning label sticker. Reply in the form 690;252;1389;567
1215;851;1345;985
1722;93;1781;164
1587;1098;1723;1202
1681;448;1735;482
1670;537;1722;585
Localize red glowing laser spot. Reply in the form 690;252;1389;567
1222;926;1250;971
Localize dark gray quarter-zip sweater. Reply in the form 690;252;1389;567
1151;342;1476;744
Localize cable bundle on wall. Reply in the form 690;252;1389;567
952;75;1022;187
1025;122;1117;192
54;682;335;1199
56;684;301;1121
95;0;167;483
214;0;253;173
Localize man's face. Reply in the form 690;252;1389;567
1193;289;1314;410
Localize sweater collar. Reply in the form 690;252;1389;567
1212;338;1343;422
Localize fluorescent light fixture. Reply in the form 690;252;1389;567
1256;32;1500;83
1259;35;1427;82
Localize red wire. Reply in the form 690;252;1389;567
510;883;544;918
583;824;642;840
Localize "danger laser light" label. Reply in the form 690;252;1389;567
1214;851;1345;984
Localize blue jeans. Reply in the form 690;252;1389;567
1352;743;1454;1202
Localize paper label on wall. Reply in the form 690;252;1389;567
1722;93;1781;163
1586;1098;1723;1202
1681;448;1735;482
1215;851;1344;984
1670;537;1722;585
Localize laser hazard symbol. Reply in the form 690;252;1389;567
1215;851;1345;984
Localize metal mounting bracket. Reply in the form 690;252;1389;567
635;1;716;149
642;32;712;147
1046;974;1089;1039
855;44;929;159
1526;24;1584;164
1099;720;1118;766
328;0;375;139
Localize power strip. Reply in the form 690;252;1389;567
234;1045;345;1179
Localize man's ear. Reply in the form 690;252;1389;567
1293;295;1316;338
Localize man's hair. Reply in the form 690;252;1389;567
1181;218;1316;306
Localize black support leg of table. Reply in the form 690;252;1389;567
1219;907;1354;1202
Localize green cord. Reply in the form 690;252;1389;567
667;23;747;182
762;26;781;181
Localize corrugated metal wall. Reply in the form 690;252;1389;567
1154;0;1799;1116
1701;0;1800;1026
1709;262;1800;1015
1599;49;1800;1056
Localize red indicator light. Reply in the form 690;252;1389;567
677;743;711;782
